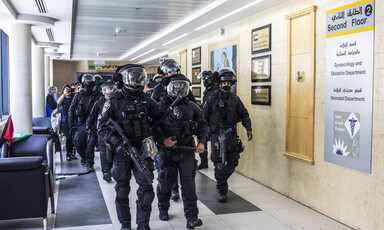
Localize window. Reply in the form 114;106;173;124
0;29;10;119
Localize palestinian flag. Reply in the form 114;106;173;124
0;115;14;147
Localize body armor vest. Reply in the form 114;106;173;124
211;93;238;132
116;96;150;142
160;97;196;146
76;92;98;124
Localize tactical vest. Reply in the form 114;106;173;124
117;96;150;142
211;93;238;131
76;92;98;124
160;97;196;146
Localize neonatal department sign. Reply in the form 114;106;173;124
324;0;374;173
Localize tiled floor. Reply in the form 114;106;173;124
0;151;354;230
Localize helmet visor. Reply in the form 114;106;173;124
102;84;117;95
166;80;190;98
121;67;147;88
161;60;180;74
82;74;94;83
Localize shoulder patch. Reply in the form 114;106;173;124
101;100;111;114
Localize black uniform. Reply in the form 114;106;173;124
86;97;112;174
155;94;208;223
198;85;219;167
98;87;159;229
202;90;252;195
68;89;99;168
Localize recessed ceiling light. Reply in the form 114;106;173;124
195;0;263;31
130;48;156;61
120;0;228;60
162;33;189;46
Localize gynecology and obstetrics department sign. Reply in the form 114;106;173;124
324;0;374;173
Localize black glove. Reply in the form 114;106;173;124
114;141;126;156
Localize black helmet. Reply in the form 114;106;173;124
93;74;103;84
198;70;219;88
112;72;124;89
218;67;236;83
158;59;180;76
166;74;191;98
81;74;95;92
153;74;163;84
81;74;95;83
101;79;117;97
118;64;147;90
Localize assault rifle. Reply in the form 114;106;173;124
218;128;232;165
107;118;154;184
150;95;182;132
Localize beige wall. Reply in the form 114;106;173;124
52;60;88;94
52;60;157;95
170;0;384;229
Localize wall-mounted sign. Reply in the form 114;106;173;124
324;0;374;173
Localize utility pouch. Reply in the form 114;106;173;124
237;138;245;153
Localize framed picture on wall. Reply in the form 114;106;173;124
192;67;201;84
210;45;237;73
192;47;201;65
251;24;271;54
192;87;201;98
251;85;271;105
251;55;271;82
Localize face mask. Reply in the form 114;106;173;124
221;85;231;92
84;82;94;91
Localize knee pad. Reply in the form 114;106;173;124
141;191;155;207
116;186;130;200
138;185;155;207
215;162;225;171
160;167;177;180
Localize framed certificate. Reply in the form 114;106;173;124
251;85;271;105
192;47;201;65
251;24;271;54
192;67;201;84
251;55;271;82
192;87;201;98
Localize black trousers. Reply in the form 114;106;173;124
60;124;73;155
111;150;155;227
156;148;198;220
98;136;112;173
210;133;240;194
73;124;96;167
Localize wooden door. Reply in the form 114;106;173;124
285;6;316;164
179;49;187;75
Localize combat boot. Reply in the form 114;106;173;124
197;162;208;170
171;190;180;201
218;191;227;202
186;217;203;229
120;224;131;230
103;172;112;182
136;225;151;230
159;209;169;221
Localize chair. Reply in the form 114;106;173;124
1;134;55;211
32;117;62;162
0;156;54;230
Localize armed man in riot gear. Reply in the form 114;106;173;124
152;59;196;202
152;59;196;103
98;64;160;230
202;67;253;202
86;79;117;182
68;74;100;172
154;74;208;229
197;70;220;169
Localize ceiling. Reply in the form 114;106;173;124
0;0;289;64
